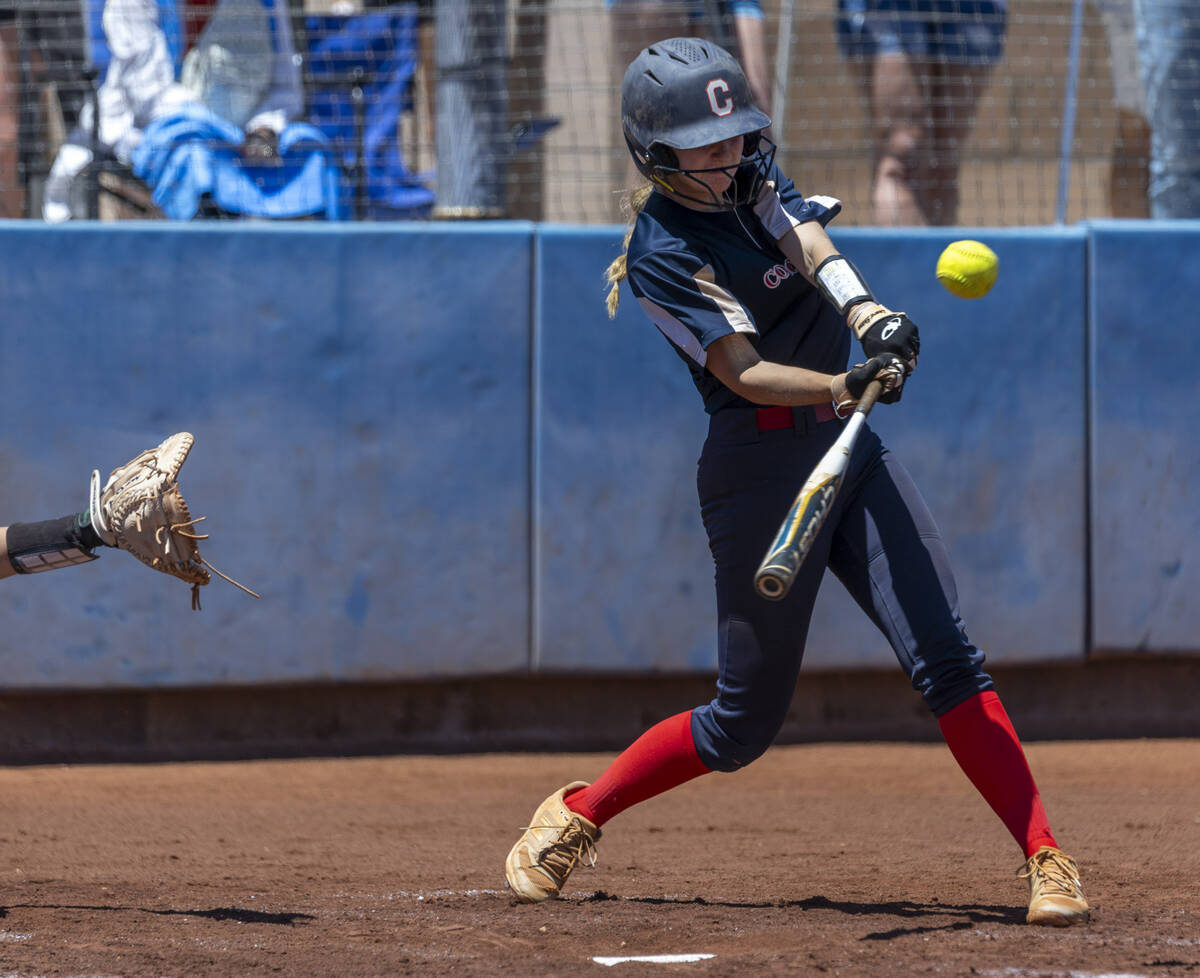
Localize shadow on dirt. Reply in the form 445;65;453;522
585;890;1027;933
4;904;315;926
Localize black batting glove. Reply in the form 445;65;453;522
854;305;921;363
840;353;909;407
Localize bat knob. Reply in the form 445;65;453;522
754;570;789;601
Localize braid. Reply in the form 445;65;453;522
604;183;653;319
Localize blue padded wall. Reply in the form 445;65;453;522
0;222;533;688
807;229;1089;668
535;227;1088;673
0;220;1144;691
534;227;713;671
1088;221;1200;653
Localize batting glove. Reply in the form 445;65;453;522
833;354;909;411
852;304;921;365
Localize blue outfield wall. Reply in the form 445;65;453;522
0;222;534;687
0;220;1192;690
1087;221;1200;654
537;227;1088;672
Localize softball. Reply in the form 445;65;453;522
935;240;999;299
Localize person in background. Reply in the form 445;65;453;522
41;0;302;222
1094;0;1150;218
0;1;87;217
1132;0;1200;218
835;0;1007;226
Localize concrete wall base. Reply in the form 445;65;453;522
0;655;1195;765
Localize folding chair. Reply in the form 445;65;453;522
294;3;434;220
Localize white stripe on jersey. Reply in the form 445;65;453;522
806;194;842;214
636;264;758;368
636;295;709;366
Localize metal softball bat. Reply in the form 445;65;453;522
753;380;884;601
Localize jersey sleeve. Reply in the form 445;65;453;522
625;248;758;368
767;162;843;229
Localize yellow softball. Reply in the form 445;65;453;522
936;240;999;299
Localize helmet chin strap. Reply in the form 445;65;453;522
656;175;732;210
647;135;776;210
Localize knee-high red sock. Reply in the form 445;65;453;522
938;690;1057;858
564;710;710;828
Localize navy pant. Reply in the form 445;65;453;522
690;405;993;772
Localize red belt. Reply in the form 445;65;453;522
755;402;839;431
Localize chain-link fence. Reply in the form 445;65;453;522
0;0;1184;224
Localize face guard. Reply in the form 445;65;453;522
622;37;773;210
632;132;778;209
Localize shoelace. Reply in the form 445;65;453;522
526;817;598;884
1019;850;1081;897
151;513;261;610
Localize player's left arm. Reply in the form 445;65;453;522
752;183;920;371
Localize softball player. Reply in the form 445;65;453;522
504;37;1089;927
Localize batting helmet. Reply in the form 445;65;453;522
621;37;773;206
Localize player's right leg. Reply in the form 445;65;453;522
827;432;1089;925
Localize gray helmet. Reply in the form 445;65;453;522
621;37;773;205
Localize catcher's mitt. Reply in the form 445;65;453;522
89;432;258;610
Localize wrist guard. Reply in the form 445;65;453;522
815;255;874;317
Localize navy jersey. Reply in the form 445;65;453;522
624;162;851;413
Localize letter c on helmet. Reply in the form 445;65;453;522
706;79;733;117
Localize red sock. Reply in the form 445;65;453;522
937;690;1058;858
564;710;710;828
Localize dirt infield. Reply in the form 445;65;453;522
1;739;1198;977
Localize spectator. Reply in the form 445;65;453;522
0;5;22;217
1133;0;1200;218
0;1;88;217
835;0;1007;226
42;0;307;222
1095;0;1150;218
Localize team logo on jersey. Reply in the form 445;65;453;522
706;79;733;117
881;317;902;339
763;259;799;289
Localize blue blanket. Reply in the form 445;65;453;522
132;105;343;220
303;7;436;219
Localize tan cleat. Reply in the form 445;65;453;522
1019;845;1090;926
504;781;600;902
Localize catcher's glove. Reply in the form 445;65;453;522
89;431;258;610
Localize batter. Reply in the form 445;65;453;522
504;37;1088;926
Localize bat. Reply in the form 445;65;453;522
753;380;883;601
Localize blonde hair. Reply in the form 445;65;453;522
604;183;654;318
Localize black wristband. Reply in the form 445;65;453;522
5;514;101;573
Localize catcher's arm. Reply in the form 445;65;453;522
92;432;259;610
0;526;15;579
